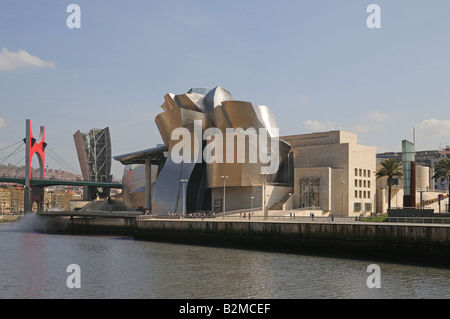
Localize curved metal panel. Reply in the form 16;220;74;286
160;93;177;112
255;105;279;138
206;138;291;188
151;157;196;214
204;85;234;112
220;100;264;130
156;108;213;150
121;164;146;208
155;108;183;147
174;93;204;113
213;105;231;131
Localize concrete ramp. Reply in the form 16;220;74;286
79;199;108;212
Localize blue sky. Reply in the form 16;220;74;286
1;1;450;179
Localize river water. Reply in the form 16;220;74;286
0;217;449;299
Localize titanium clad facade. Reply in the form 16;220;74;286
115;86;291;214
114;87;376;217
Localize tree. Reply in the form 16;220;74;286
376;158;403;211
432;157;450;212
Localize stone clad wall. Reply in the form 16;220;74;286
135;220;450;261
37;215;450;265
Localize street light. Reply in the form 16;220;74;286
180;179;188;218
341;180;345;217
250;196;254;214
220;176;229;219
418;188;426;209
262;172;269;220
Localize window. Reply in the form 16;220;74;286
365;203;372;212
355;190;358;198
363;191;366;198
359;169;362;176
359;190;362;198
354;203;362;212
363;169;366;177
368;191;371;199
359;180;362;187
364;180;366;188
368;170;371;178
368;181;371;188
355;168;358;176
355;179;358;187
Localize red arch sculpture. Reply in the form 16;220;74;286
25;119;46;186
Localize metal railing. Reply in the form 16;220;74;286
380;217;450;224
135;212;450;224
136;207;264;221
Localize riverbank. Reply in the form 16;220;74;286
31;214;450;267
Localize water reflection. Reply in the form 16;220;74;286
20;233;46;298
0;225;449;299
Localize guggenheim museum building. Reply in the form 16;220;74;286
114;86;376;217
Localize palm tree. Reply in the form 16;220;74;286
376;158;403;211
432;157;450;212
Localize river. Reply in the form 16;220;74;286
0;219;449;299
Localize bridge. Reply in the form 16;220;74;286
0;177;121;189
0;119;122;213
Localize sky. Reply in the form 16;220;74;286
1;0;450;180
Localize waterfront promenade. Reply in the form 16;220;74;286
137;209;450;226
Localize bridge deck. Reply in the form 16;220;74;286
0;177;122;188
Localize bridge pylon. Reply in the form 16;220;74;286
24;119;47;213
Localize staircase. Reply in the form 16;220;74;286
270;194;292;210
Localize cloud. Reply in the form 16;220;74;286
0;117;5;128
0;48;57;71
302;120;334;132
354;112;392;135
416;119;450;138
368;112;391;122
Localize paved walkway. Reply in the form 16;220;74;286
140;210;450;226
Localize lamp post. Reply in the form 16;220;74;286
180;179;188;218
250;196;254;214
221;176;229;219
262;172;268;220
418;189;426;209
341;180;345;217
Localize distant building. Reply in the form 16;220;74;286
377;147;450;192
375;160;430;214
9;186;24;213
44;189;75;211
0;188;11;215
